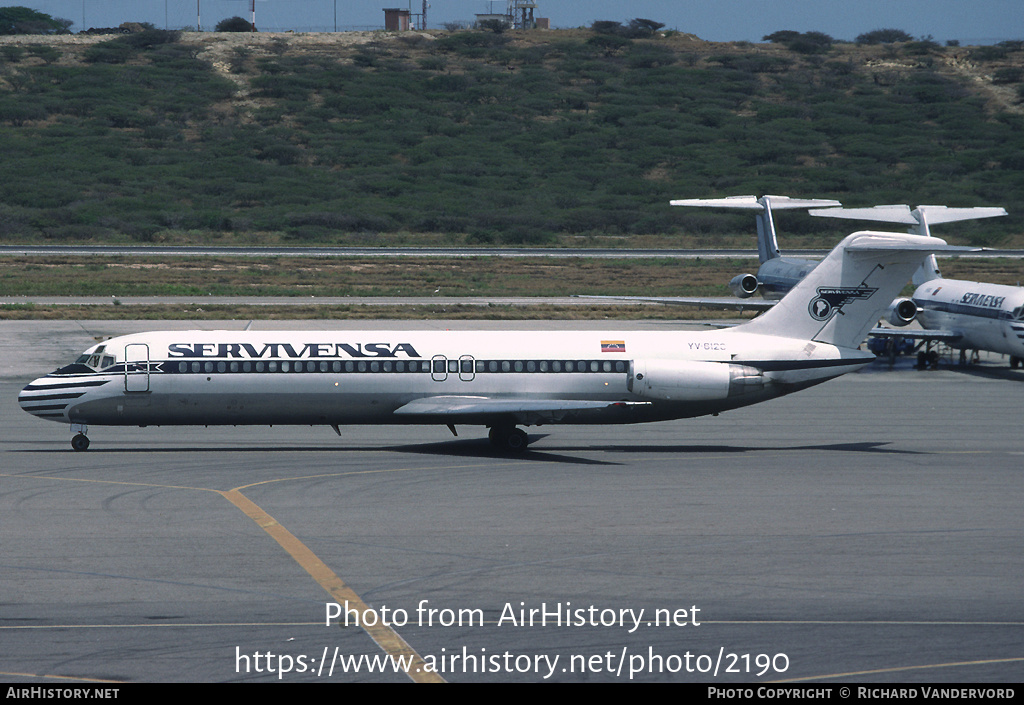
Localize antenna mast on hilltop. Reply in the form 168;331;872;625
507;1;536;29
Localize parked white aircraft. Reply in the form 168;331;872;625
811;205;1022;368
20;231;957;452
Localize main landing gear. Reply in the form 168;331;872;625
488;425;529;452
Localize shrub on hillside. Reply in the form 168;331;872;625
856;29;913;44
216;16;253;33
764;30;834;54
0;6;71;35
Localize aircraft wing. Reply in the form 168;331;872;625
869;327;962;342
393;396;648;425
573;294;775;312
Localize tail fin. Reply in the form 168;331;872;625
670;195;842;264
739;231;962;348
912;254;943;287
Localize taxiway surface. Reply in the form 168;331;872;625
2;320;1022;683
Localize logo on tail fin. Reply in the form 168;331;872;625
808;286;878;321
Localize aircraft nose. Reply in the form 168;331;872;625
19;376;75;421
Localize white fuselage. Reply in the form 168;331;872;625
913;278;1024;358
19;328;871;430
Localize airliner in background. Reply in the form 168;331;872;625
20;230;960;452
666;195;1006;313
612;195;1020;369
811;205;1023;368
673;194;841;304
577;195;840;313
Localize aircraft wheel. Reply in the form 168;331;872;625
71;433;90;452
1011;356;1021;369
488;426;508;447
505;428;529;452
488;426;528;452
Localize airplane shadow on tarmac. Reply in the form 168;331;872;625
11;436;926;465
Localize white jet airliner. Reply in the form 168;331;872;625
20;231;956;452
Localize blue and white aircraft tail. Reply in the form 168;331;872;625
671;194;841;301
20;231;956;452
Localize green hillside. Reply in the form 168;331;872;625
1;28;1022;248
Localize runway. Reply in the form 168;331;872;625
2;320;1022;683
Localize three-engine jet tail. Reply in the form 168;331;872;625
738;231;962;349
808;203;1006;289
670;194;842;264
808;204;1007;238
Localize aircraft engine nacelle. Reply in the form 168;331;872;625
628;359;764;402
728;273;760;299
885;298;918;327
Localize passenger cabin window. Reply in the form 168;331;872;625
162;357;629;376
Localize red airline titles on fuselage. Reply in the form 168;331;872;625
167;342;422;359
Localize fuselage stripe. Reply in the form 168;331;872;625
914;299;1013;321
23;380;111;391
18;392;86;402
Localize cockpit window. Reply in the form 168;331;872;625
75;354;116;370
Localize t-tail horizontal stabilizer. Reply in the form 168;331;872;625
808;204;1001;285
670;195;842;263
738;231;969;349
808;204;1007;238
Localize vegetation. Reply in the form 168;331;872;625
216;17;255;33
763;30;834;54
0;254;1017;298
856;29;914;44
0;6;70;35
0;255;748;297
0;27;1022;251
1;254;1018;321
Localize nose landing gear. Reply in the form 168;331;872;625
71;424;90;452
